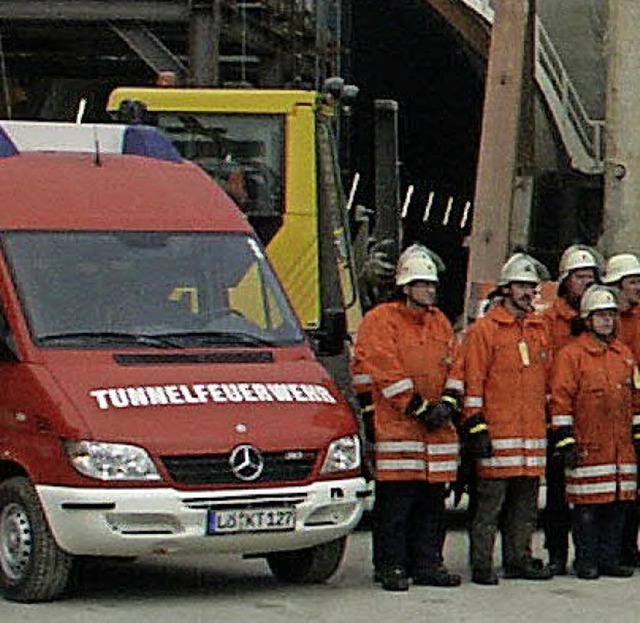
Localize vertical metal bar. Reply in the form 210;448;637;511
373;99;401;254
189;0;221;86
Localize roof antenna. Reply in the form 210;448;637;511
93;126;102;167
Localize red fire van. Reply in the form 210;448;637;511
0;121;368;602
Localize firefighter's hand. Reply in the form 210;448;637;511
555;442;579;469
422;400;456;431
356;391;376;443
463;414;493;459
451;456;473;507
633;424;640;458
552;426;579;469
405;393;431;422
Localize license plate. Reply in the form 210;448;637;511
206;508;296;535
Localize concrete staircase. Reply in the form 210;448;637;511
460;0;604;174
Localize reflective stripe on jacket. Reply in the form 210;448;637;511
463;304;551;479
353;301;459;482
550;332;637;505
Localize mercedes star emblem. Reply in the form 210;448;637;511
229;444;264;481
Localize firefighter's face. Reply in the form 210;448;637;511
404;280;437;309
587;309;617;339
506;281;537;313
620;275;640;306
565;268;596;299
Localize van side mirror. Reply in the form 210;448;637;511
315;307;347;357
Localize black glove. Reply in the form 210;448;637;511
405;394;449;431
356;391;376;443
632;422;640;457
552;426;579;469
463;414;493;459
405;393;431;422
421;395;459;431
451;449;475;507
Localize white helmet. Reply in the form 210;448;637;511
580;284;619;318
602;253;640;285
558;245;602;283
498;253;550;286
395;245;444;286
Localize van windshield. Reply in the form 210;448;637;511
1;231;305;349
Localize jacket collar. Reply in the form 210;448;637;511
486;302;544;326
578;331;624;354
395;300;437;323
552;296;578;320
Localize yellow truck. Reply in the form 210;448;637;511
107;88;362;360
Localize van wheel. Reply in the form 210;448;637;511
266;537;346;583
0;477;73;602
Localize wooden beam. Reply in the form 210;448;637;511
424;0;491;58
464;0;535;312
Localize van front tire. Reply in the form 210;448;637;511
266;536;346;583
0;477;73;602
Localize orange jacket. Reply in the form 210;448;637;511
463;304;551;479
618;305;640;362
543;296;578;354
549;333;637;505
352;301;458;482
444;334;467;398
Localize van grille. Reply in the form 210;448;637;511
162;451;317;485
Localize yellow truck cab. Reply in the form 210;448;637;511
106;88;361;357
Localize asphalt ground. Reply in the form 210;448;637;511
2;528;639;623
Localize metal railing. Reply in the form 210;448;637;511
458;0;604;174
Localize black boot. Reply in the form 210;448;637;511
413;565;461;587
504;556;553;580
599;563;634;578
548;554;568;576
380;567;409;592
575;562;599;580
471;568;499;585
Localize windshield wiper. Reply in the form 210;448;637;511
156;330;276;347
38;331;184;349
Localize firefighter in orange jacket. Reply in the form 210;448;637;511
462;253;553;585
602;253;640;568
542;245;602;575
353;245;461;592
549;285;638;579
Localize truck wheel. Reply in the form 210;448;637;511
0;477;73;602
266;537;346;584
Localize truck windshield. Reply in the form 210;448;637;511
1;231;305;349
156;112;284;244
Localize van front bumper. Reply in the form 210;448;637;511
36;477;370;557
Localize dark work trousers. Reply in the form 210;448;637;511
375;480;447;574
470;477;539;571
543;453;572;565
572;501;631;569
465;467;525;566
620;473;640;566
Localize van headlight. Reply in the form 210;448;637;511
321;435;361;474
65;441;161;481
